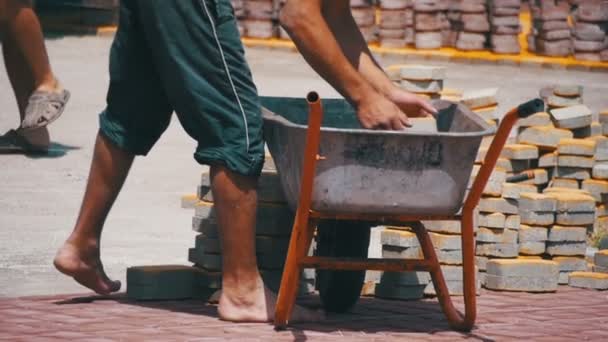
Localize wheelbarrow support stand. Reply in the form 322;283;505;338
274;93;544;331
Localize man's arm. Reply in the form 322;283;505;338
320;1;436;119
279;0;410;129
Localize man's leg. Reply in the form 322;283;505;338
54;133;131;295
212;166;320;322
0;0;58;91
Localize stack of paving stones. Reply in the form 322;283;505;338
571;1;608;62
351;0;378;44
231;0;247;36
488;0;522;54
375;221;481;299
413;0;449;49
189;161;315;299
397;64;446;100
569;249;608;290
241;0;277;39
453;0;490;51
378;0;413;48
528;0;572;57
461;87;500;127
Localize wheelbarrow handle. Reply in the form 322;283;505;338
464;98;545;211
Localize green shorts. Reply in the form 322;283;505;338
99;0;264;176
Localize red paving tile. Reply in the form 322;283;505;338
0;287;607;341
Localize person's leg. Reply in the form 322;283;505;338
0;0;58;91
0;8;50;148
134;0;320;322
54;133;132;295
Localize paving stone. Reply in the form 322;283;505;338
505;215;521;230
478;197;519;214
543;188;590;196
483;168;507;196
518;192;557;212
476;256;489;271
519;242;547;255
415;31;443;49
517;125;573;149
592;164;608;179
568;272;608;290
581;179;608;203
520;169;550;185
456;32;487;51
552;256;588;272
193;201;293;236
421;220;461;234
557;138;596;156
380;271;431;286
555;212;595;226
550;178;579;189
547;95;583;109
503;183;538;200
399;65;446;80
554;84;583;97
588;136;608;161
558;271;570;284
485;268;558;291
477;212;506;229
496;158;530;173
476;242;519;257
558;155;595;168
486;259;558;276
546;241;587;256
424;278;481;296
538;152;557;168
519;210;555;226
572;123;602;139
546;192;596;213
517;112;553;127
381;228;419;248
550;105;593;129
461;88;499;109
477;227;518;244
501;144;539;160
429;232;461;250
127;265;199;300
181;194;198;209
554;167;591;180
189;248;284;271
595;250;608;268
375;282;426;300
547;225;587;242
400;79;443;94
382;245;423;259
592;265;608;273
518;224;548;242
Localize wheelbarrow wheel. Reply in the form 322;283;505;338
315;220;371;313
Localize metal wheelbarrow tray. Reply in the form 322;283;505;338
262;96;495;216
262;93;544;331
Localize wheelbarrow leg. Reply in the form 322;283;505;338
274;217;316;328
413;222;470;330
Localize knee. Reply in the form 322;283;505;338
0;0;33;24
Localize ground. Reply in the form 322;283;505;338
1;35;608;340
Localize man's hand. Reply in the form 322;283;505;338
387;87;438;118
357;92;411;130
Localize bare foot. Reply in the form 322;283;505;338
53;242;121;295
217;277;322;323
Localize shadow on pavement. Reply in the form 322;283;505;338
53;293;492;341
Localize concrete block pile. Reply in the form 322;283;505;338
413;0;449;49
571;1;608;62
375;222;480;299
378;0;414;48
397;65;446;99
568;249;608;289
351;0;378;44
453;0;490;51
241;0;277;39
188;162;315;299
528;0;572;57
489;0;522;54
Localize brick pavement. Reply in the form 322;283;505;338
1;287;607;341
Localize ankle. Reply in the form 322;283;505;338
35;76;61;93
221;275;265;305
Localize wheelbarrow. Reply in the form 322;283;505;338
261;93;544;331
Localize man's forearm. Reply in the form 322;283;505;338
321;1;397;97
279;0;378;106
